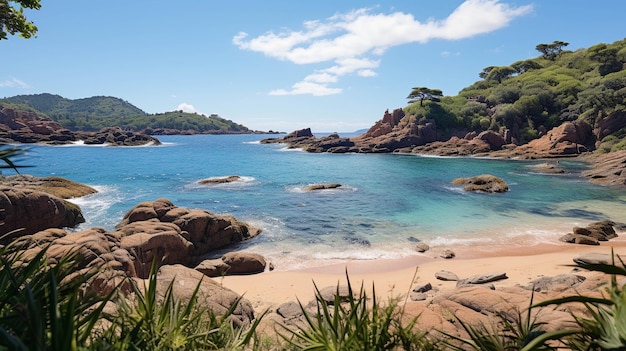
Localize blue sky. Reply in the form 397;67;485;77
1;1;625;132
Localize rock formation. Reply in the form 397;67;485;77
0;187;85;243
1;188;264;326
560;220;619;245
195;252;268;277
0;175;97;242
304;183;342;191
198;175;242;185
114;198;262;277
451;174;509;193
0;106;161;146
581;149;626;186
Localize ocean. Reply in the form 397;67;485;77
20;134;626;270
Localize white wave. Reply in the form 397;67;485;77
185;176;257;190
277;146;304;152
55;141;108;148
243;140;261;144
414;153;463;159
286;184;357;193
65;185;124;230
442;185;467;194
427;236;495;247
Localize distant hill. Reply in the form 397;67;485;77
0;93;253;134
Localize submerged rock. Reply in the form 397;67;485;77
530;162;566;174
304;183;342;191
198;175;242;185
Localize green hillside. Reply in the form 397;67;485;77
404;38;626;152
0;93;252;133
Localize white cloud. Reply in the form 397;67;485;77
176;103;198;113
358;69;377;77
269;81;342;96
0;77;30;88
234;0;533;96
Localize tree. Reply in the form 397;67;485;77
485;66;516;83
536;40;569;60
511;59;542;74
479;66;496;79
0;0;41;40
407;87;443;107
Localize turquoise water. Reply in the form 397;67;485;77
20;134;626;269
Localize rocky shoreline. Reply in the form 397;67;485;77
0;106;160;146
261;107;626;187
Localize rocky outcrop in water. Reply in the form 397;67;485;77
0;175;97;242
0;107;161;145
451;174;509;193
114;198;262;277
0;187;85;243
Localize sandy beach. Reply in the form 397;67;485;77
220;237;626;312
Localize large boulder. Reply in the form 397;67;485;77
115;220;193;278
9;227;136;295
476;130;506;150
0;174;98;198
153;265;256;327
195;251;267;277
0;187;85;243
508;120;594;158
115;198;262;260
560;220;618;246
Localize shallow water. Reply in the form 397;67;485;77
20;134;626;270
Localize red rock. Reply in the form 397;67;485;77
0;188;85;243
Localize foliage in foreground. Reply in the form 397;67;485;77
0;244;261;351
2;240;626;350
279;272;436;350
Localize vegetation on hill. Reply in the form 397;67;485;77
0;93;253;133
404;38;626;152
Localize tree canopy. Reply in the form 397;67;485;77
407;87;443;106
535;40;569;60
0;0;41;40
